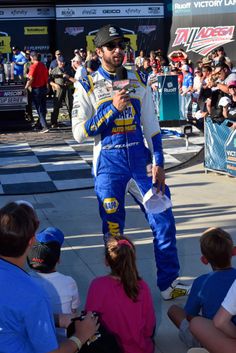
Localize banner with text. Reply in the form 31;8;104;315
205;118;236;177
170;0;236;64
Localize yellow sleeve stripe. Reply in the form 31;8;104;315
83;122;89;137
87;75;94;96
96;97;113;109
151;131;161;138
96;110;113;128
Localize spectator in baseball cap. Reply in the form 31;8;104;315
27;225;81;342
79;48;87;62
49;50;63;72
27;227;64;272
36;226;65;245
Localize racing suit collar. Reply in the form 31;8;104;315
99;65;117;81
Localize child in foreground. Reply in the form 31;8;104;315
27;226;80;342
0;201;98;353
85;235;156;353
168;227;236;348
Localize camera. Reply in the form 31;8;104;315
67;311;100;344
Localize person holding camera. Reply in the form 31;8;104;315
49;57;74;128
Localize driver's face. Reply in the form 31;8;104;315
98;39;125;72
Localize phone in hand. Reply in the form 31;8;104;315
226;121;233;127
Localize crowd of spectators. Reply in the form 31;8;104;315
0;43;235;133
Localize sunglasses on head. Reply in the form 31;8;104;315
103;41;126;51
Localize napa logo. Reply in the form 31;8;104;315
103;198;119;214
115;105;135;126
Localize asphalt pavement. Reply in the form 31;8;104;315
0;160;235;353
0;121;204;195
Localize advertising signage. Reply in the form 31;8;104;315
0;3;165;57
170;0;236;64
55;3;165;57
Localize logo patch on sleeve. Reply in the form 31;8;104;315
103;198;119;214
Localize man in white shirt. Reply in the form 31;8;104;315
71;56;87;88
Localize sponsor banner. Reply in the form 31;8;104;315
56;4;164;19
205;118;236;177
138;25;157;34
225;129;236;176
0;7;55;20
64;27;84;36
172;25;235;56
24;27;48;35
173;0;236;16
0;86;27;106
158;75;180;121
0;36;11;53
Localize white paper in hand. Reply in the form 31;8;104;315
143;187;172;214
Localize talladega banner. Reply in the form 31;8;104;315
169;0;236;65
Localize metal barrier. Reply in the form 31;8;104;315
204;117;236;177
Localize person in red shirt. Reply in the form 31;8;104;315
25;52;49;133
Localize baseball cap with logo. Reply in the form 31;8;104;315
36;227;64;246
94;24;128;47
27;241;61;273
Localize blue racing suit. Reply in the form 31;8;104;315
72;66;180;291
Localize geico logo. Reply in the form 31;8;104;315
163;87;177;93
103;9;120;13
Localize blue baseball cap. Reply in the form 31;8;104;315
36;227;64;246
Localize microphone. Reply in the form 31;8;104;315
115;66;128;80
113;66;135;94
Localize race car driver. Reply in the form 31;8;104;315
72;24;190;300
